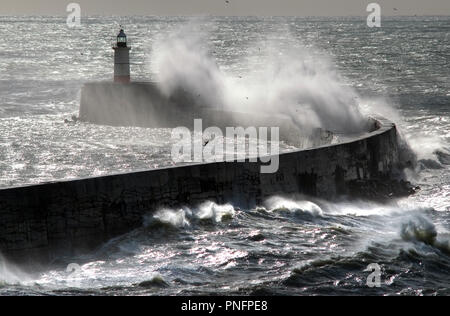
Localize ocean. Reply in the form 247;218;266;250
0;16;449;296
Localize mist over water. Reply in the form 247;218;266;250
1;16;450;295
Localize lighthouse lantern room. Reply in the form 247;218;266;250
113;29;131;83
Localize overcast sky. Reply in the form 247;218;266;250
0;0;449;16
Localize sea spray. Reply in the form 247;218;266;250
359;96;449;171
151;23;449;174
264;196;323;217
150;24;369;135
150;22;450;178
145;202;236;229
0;253;30;286
196;201;235;222
151;24;225;110
146;208;192;229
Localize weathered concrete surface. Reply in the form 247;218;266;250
0;117;399;263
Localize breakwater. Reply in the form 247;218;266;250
0;115;399;263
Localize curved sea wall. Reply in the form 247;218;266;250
0;116;399;263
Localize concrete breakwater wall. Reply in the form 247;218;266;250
0;117;399;263
79;82;337;146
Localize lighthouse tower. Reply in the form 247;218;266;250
113;29;131;83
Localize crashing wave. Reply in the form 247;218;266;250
144;201;236;229
264;196;323;217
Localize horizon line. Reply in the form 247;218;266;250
1;14;449;18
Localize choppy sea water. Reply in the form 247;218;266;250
0;16;450;296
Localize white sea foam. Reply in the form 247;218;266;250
145;201;236;229
264;196;323;217
0;254;30;286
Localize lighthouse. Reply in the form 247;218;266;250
113;29;131;83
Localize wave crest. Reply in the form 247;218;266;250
265;196;323;217
400;216;437;245
145;201;236;229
